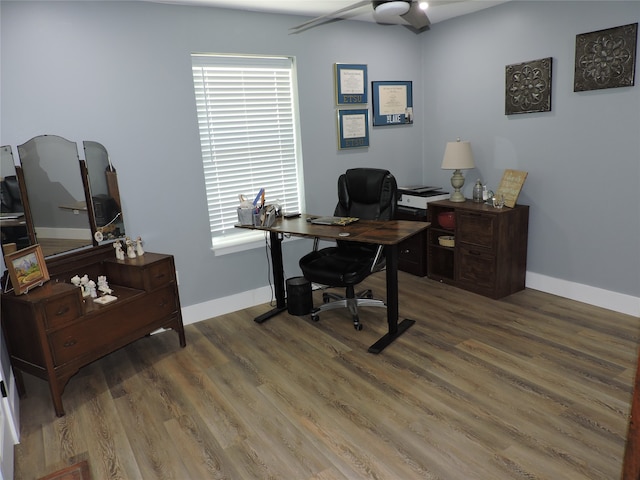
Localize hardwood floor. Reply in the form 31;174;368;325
13;271;640;479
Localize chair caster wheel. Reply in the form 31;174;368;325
354;323;363;331
311;314;320;322
322;293;330;303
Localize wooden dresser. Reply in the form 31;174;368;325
427;200;529;299
0;244;186;416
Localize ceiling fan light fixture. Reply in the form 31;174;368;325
375;1;411;17
419;2;429;11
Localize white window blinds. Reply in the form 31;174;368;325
191;54;303;245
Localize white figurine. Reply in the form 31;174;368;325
71;275;81;287
136;236;144;256
97;275;112;295
87;280;97;298
113;240;125;260
80;275;90;297
126;237;136;259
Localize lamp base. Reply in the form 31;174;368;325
449;169;467;202
449;191;466;202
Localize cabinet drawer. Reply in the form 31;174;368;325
106;256;174;291
457;212;496;250
49;285;177;366
43;290;83;329
456;247;496;290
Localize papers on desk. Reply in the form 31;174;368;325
309;216;359;226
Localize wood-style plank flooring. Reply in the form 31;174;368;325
13;271;640;479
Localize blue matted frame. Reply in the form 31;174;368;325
335;63;368;105
337;109;369;150
372;80;413;126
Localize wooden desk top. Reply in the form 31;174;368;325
237;214;430;245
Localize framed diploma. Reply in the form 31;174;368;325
335;64;367;105
337;109;369;149
372;81;413;126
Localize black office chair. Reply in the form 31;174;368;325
299;168;397;330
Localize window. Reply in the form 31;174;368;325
191;54;304;251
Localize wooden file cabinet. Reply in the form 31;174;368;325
427;200;529;299
0;245;185;416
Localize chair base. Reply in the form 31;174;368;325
310;288;386;330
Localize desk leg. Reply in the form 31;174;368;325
255;231;288;323
368;244;415;353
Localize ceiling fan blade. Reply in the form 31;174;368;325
400;1;431;32
289;0;372;33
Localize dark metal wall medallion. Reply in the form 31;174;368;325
505;57;552;115
574;23;638;92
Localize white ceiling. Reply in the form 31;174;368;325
141;0;511;28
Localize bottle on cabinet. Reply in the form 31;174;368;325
472;179;484;203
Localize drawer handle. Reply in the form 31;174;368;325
63;339;77;348
401;249;410;254
469;250;482;256
154;273;166;280
55;306;70;316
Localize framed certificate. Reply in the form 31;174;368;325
335;64;367;105
337;109;369;149
372;80;413;126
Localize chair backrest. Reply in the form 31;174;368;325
334;168;397;220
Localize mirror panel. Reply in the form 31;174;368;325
83;141;125;241
0;146;29;254
17;135;93;257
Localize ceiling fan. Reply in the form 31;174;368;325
289;0;434;35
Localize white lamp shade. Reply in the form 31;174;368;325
375;1;411;17
441;140;475;170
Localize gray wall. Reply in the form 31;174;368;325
420;1;640;300
1;1;638;313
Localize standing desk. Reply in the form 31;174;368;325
237;214;429;353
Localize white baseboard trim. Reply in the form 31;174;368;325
181;286;275;326
181;272;640;326
526;272;640;317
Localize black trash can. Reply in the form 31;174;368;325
286;276;312;315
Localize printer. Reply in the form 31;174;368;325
397;186;449;210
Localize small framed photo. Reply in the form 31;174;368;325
372;81;413;126
337;109;369;149
334;64;367;105
4;244;50;295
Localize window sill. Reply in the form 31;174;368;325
212;229;301;256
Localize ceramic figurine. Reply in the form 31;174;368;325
71;275;81;287
97;275;112;295
136;236;144;256
80;275;90;297
113;240;125;260
87;280;97;298
126;237;136;259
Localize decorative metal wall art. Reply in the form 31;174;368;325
505;57;552;115
574;23;637;92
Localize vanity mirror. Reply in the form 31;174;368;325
83;141;125;242
17;135;94;257
0;146;29;254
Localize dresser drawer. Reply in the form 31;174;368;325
457;212;496;250
43;290;83;329
49;285;178;366
105;255;175;291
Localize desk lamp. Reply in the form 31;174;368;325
441;138;475;202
